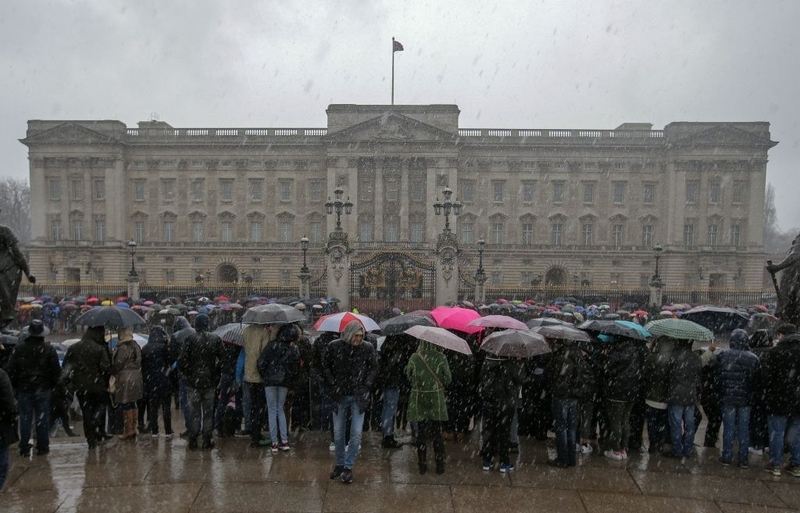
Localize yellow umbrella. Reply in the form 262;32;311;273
101;300;114;306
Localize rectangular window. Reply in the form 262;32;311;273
684;223;695;246
162;221;174;242
308;180;322;202
386;180;399;202
686;180;699;204
732;181;745;204
520;271;533;287
70;178;83;200
583;183;595;203
50;219;61;240
709;182;721;204
613;182;626;204
707;224;719;246
94;219;105;242
161;179;175;201
165;269;175;282
460;221;474;244
643;183;655;204
281;270;291;285
310;221;323;243
250;221;263;242
192;221;204;242
410;221;424;243
359;219;373;242
134;180;145;201
582;224;594;245
279;181;292;202
491;222;503;244
192;180;204;202
553;182;564;203
640;274;650;287
279;221;292;242
610;273;622;286
72;219;83;240
249;179;263;201
93;179;105;200
220;179;233;201
490;271;502;287
134;221;145;243
551;224;563;245
522;182;535;203
360;180;373;201
492;181;504;202
410;181;424;202
522;223;534;245
385;220;399;242
462;181;475;202
642;225;654;247
730;224;741;246
612;224;624;246
49;179;61;201
221;221;233;242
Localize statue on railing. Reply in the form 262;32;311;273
767;231;800;326
0;219;35;332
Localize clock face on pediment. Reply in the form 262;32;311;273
324;113;456;144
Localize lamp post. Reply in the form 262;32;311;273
299;236;311;300
300;236;309;273
127;240;138;277
476;237;486;280
651;244;663;286
648;244;664;309
325;186;353;233
433;186;462;234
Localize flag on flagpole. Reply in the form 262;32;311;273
393;39;404;52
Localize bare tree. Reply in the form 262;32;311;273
0;178;30;242
764;183;780;252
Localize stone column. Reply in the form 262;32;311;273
299;270;311;300
326;229;351;312
474;273;487;304
435;231;459;306
127;274;140;302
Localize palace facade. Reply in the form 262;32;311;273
22;104;776;298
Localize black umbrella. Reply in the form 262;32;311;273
577;319;648;342
213;323;245;346
681;306;749;334
74;306;146;327
525;317;573;328
242;303;305;325
379;314;435;336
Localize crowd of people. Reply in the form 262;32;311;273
1;303;800;491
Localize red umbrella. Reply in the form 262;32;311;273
633;310;649;317
430;306;483;334
217;295;230;302
86;297;100;304
314;312;380;333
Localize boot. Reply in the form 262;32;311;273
118;409;137;440
417;446;428;475
434;438;446;474
202;435;215;450
382;435;403;449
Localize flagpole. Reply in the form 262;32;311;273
391;37;395;105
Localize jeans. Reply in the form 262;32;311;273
767;414;800;467
242;381;251;431
178;378;190;428
18;390;52;453
76;390;108;448
265;386;289;444
510;408;519;445
552;398;578;466
721;405;751;463
380;388;400;437
147;394;172;435
248;382;266;443
668;404;696;457
333;395;365;469
645;405;669;452
186;387;215;439
605;399;634;452
481;403;514;466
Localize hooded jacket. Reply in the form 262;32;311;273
666;341;702;405
7;334;60;393
62;326;111;395
179;315;223;390
405;341;451;421
141;326;172;398
322;322;378;412
761;333;800;415
710;329;760;406
257;324;300;387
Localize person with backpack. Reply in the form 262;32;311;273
257;323;301;452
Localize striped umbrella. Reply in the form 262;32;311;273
644;318;713;342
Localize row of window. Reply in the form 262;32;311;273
48;178;105;201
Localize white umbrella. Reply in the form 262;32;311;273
404;325;472;355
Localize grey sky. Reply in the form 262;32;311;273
2;0;798;230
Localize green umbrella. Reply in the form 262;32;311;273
644;318;713;342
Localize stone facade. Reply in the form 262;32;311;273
21;105;776;297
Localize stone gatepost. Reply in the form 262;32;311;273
325;230;350;312
435;231;459;306
298;270;311;300
474;272;487;305
648;276;662;309
127;274;140;302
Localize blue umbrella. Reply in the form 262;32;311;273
615;320;651;338
116;302;131;308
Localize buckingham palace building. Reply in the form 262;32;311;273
21;104;776;305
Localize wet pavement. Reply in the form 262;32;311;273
3;420;800;513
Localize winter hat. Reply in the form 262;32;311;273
194;314;210;332
729;328;750;350
276;323;299;343
27;320;47;337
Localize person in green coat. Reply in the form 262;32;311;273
405;340;452;475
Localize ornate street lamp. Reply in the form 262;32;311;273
300;236;309;274
324;186;353;232
432;186;462;234
127;240;138;277
476;237;486;280
651;244;663;286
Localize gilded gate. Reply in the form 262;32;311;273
350;252;436;314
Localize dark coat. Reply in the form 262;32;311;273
257;338;300;388
178;330;222;390
547;342;593;400
112;340;143;404
710;333;760;406
322;338;378;412
478;356;525;411
666;344;702;406
602;340;646;402
378;334;416;390
644;337;677;404
0;367;18;449
62;328;111;395
760;334;800;415
141;327;172;399
7;335;61;393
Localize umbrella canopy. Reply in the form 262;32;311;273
467;315;527;330
74;306;146;327
132;333;148;348
525;317;573;328
315;312;380;333
615;320;652;339
480;330;550;358
577;319;649;342
61;338;82;348
379;314;435;336
213;323;245;346
430;306;483;334
529;325;592;343
680;305;749;334
403;325;472;355
242;303;306;325
644;318;714;342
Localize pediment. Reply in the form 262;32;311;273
21;123;120;145
671;125;776;149
324;113;456;143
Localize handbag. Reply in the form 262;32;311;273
108;375;117;395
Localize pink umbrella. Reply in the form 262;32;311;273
430;306;483;334
467;315;527;330
314;311;381;333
